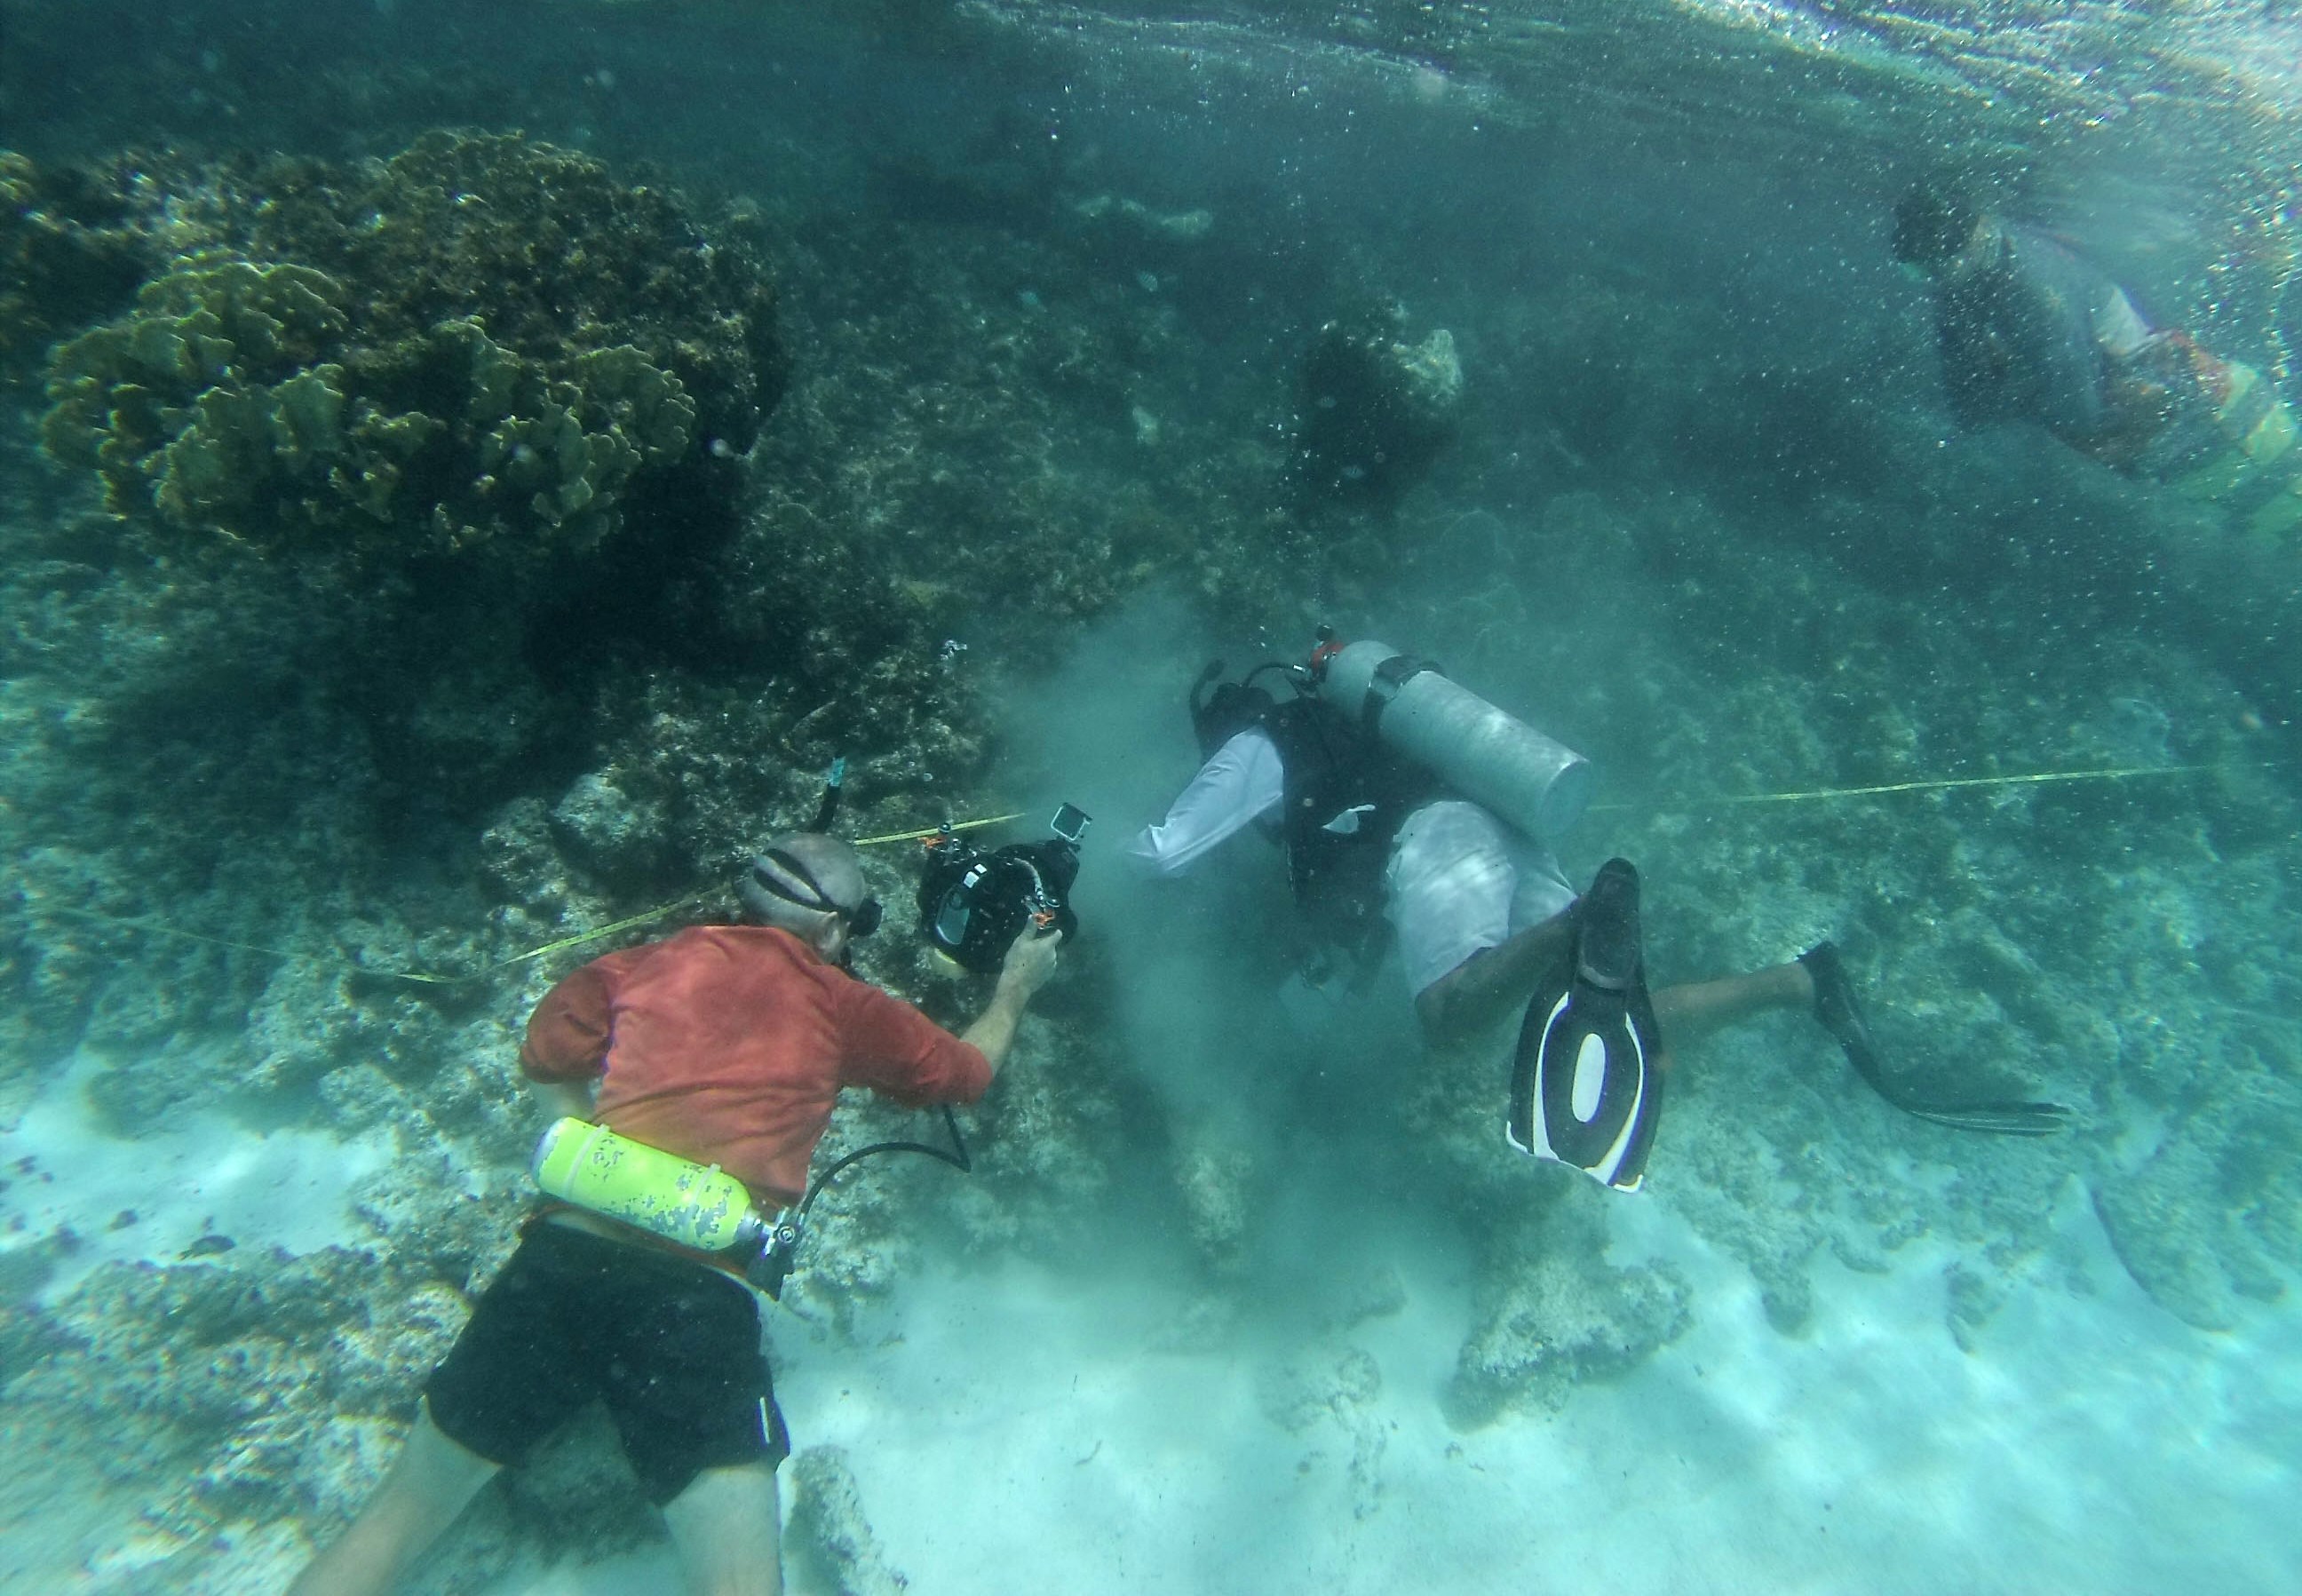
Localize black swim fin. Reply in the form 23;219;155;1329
1508;858;1664;1191
1798;941;2068;1137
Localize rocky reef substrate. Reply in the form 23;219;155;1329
0;82;2296;1594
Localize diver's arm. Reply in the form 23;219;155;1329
959;929;1061;1077
1414;909;1576;1046
519;957;624;1119
1126;729;1284;877
2092;282;2155;360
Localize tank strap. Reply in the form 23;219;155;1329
1361;654;1439;734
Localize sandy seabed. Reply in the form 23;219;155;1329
488;1184;2295;1594
6;1053;2294;1596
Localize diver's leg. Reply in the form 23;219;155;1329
1649;960;1810;1050
285;1404;499;1596
1397;804;1564;1044
662;1459;784;1596
1415;909;1576;1043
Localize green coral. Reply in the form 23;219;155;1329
237;130;780;449
36;132;765;561
43;263;698;558
43;256;349;521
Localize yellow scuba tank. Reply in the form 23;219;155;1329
531;1117;767;1252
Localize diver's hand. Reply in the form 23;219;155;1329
997;925;1062;1000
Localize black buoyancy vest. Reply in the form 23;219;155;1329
1187;663;1442;950
1259;695;1439;945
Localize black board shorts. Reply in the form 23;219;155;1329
425;1219;790;1505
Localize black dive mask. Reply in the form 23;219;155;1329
751;850;882;939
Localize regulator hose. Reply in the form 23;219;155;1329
750;1105;972;1298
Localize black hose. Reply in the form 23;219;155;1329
793;1103;972;1232
750;1105;972;1298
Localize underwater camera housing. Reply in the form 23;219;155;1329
915;804;1089;973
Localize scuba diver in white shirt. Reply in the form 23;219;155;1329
1133;633;2068;1191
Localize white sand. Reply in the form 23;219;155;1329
475;1171;2300;1595
7;1059;2292;1593
0;1050;395;1303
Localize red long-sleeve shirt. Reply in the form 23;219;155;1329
520;925;991;1207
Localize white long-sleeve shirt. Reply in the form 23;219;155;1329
1130;727;1576;997
1125;728;1284;877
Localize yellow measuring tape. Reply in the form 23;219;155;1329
1592;761;2234;814
20;766;2269;982
31;892;717;987
853;812;1023;846
31;904;325;965
385;893;717;985
23;811;1029;986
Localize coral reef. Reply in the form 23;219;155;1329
40;131;773;566
733;210;1306;663
9;131;801;892
0;1173;519;1571
235;131;780;449
0;150;161;383
1441;1194;1693;1430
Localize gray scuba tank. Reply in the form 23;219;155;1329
1315;639;1592;840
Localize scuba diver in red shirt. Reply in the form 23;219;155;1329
1893;182;2302;544
289;832;1061;1596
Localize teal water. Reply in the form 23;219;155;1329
1;3;2298;1592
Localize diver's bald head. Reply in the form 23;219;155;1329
737;832;869;934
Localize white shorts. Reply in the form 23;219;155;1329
1385;800;1576;998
